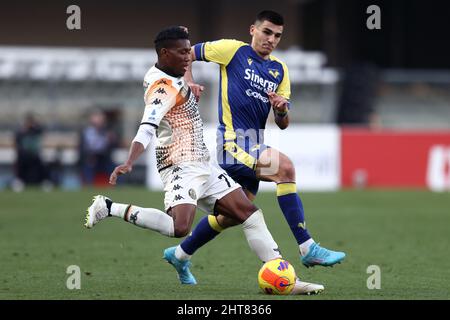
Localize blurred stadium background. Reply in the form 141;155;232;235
1;0;449;191
1;0;450;299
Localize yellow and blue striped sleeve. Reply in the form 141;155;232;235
193;39;246;66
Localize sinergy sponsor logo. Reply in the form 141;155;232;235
244;68;279;92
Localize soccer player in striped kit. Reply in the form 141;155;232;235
172;11;345;273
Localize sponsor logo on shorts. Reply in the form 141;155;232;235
188;188;197;200
174;194;184;201
172;167;182;173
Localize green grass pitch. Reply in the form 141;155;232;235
1;188;449;300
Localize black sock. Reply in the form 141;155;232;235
105;198;113;216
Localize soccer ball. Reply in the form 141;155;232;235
257;258;296;295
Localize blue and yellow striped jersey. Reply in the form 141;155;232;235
193;39;291;144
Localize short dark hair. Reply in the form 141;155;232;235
255;10;284;26
154;26;189;54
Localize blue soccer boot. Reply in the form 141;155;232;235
301;243;346;268
163;246;197;285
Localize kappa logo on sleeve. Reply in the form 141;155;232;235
157;79;168;85
155;87;167;95
151;98;162;105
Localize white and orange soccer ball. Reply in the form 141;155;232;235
257;258;296;295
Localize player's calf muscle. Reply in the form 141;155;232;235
170;204;196;237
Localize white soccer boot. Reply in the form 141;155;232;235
84;195;110;229
290;278;325;295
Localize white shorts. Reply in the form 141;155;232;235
159;161;241;213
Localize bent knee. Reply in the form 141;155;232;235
173;224;190;238
277;160;295;181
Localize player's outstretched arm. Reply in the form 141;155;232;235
109;123;155;184
109;141;145;185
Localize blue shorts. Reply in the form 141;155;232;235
216;140;270;196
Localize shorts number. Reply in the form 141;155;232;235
218;174;231;188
